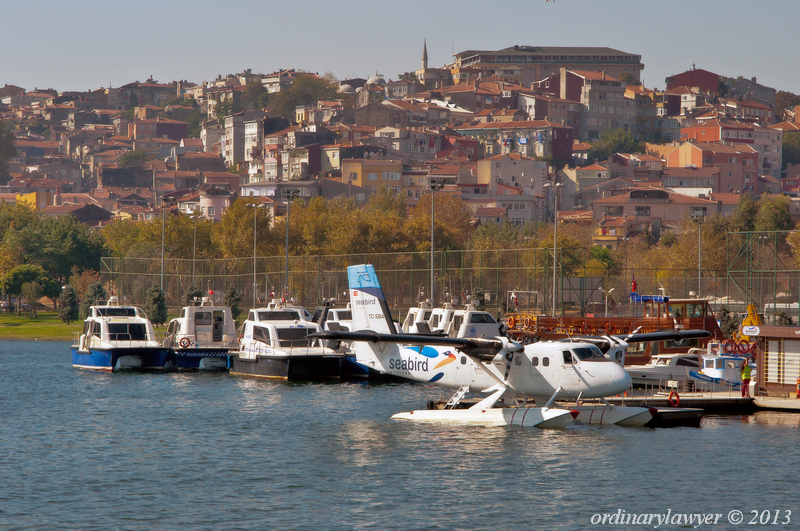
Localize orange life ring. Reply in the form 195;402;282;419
737;340;750;355
605;322;616;335
668;391;681;407
507;316;516;328
179;337;190;348
722;339;737;354
523;317;531;328
581;322;590;335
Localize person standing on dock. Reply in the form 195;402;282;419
740;358;752;398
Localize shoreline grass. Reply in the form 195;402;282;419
0;312;83;341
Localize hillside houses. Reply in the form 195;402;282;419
0;44;795;242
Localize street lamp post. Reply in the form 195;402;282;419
544;181;563;316
428;177;446;307
282;189;300;301
692;215;704;297
190;212;201;287
600;287;615;318
160;201;166;291
246;202;266;308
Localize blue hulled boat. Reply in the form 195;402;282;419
71;297;171;372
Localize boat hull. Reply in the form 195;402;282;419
228;354;343;380
71;347;172;372
390;407;577;429
172;348;232;371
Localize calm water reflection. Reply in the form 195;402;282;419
0;341;797;530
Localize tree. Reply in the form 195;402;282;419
729;192;758;233
718;308;739;339
143;285;168;327
1;264;57;316
224;287;242;321
617;72;640;86
775;91;800;122
118;149;153;168
58;285;79;325
21;281;41;318
269;74;339;120
0;120;17;185
782;132;800;170
241;81;267;110
185;285;202;306
472;287;486;311
586;128;644;162
214;97;242;122
80;281;107;319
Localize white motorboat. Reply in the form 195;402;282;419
229;300;348;380
625;351;700;386
71;296;170;372
164;298;238;370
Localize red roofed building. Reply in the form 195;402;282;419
665;67;720;94
455;120;573;161
591;187;721;230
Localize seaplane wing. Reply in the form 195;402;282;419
308;330;504;361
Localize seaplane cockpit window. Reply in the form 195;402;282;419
258;310;300;321
515;355;522;366
196;312;212;325
470;313;496;324
542;357;550;367
562;351;573;364
460;356;467;365
571;346;606;361
98;307;137;317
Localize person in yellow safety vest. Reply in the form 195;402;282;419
740;357;752;398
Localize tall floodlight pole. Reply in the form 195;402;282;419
160;201;166;290
282;189;299;300
544;181;563;316
191;212;200;287
429;177;445;307
247;202;265;308
693;215;704;297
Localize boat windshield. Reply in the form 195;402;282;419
258;310;301;321
572;346;605;360
108;323;147;341
469;313;496;324
276;327;312;348
97;308;137;317
336;310;352;320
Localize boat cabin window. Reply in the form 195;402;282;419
686;303;704;318
655;358;668;366
108;323;147;341
704;359;714;369
726;360;738;369
430;314;440;327
248;311;256;321
312;309;324;322
669;303;685;319
572;346;605;360
88;321;101;337
542;357;549;367
252;326;269;344
470;313;496;324
276;327;311;347
562;351;573;364
195;312;212;325
451;316;463;336
180;309;186;318
423;311;432;321
96;307;137;317
532;357;539;366
167;321;178;334
258;310;301;321
676;358;699;367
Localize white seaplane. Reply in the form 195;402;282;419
310;264;710;429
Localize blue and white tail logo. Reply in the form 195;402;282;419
348;264;396;334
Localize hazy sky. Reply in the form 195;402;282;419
3;0;798;94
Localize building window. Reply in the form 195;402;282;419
635;206;650;216
367;173;377;181
208;207;215;216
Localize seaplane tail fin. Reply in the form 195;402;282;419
348;264;396;334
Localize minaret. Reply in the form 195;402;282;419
422;39;428;70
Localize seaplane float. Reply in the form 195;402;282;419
310;264;710;429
